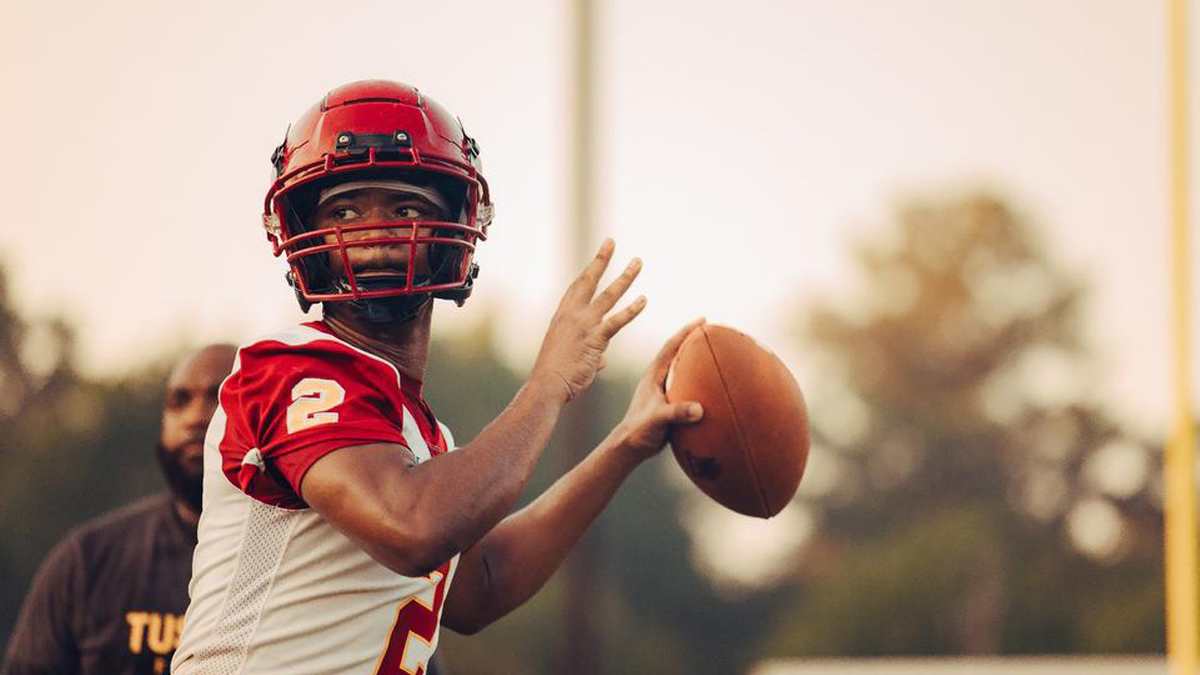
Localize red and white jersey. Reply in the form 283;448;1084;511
173;321;458;675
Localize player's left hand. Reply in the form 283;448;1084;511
611;318;706;461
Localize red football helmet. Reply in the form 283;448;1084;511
263;80;493;319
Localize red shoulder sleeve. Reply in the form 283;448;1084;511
218;334;411;508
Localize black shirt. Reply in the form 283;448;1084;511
2;494;196;675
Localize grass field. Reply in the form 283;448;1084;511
752;656;1166;675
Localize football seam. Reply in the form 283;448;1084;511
703;329;771;518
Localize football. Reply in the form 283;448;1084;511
665;324;810;518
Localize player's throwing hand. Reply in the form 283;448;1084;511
531;238;646;403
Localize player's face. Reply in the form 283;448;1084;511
313;187;449;282
159;345;236;510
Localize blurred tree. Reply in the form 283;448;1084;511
761;193;1163;657
0;264;170;648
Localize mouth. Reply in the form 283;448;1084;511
352;269;409;279
349;269;417;287
343;269;433;295
179;441;205;468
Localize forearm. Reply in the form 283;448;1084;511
464;430;641;626
391;377;568;566
304;375;572;577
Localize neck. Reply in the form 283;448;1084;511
322;300;433;383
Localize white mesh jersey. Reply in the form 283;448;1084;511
173;322;459;675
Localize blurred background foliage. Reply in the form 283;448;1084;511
0;191;1166;673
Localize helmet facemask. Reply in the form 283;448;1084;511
277;171;480;323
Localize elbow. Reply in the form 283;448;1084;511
380;524;460;578
385;545;456;579
441;593;503;637
444;547;506;636
444;614;489;636
388;555;445;580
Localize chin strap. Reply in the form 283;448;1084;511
288;256;480;323
430;262;479;307
349;294;432;323
331;276;434;323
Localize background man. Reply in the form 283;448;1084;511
2;344;236;675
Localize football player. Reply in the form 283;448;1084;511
171;80;704;675
4;344;236;675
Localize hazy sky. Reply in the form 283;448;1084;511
0;0;1181;437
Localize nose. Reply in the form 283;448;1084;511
183;397;217;433
341;211;415;239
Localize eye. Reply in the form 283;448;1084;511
395;206;424;220
331;206;360;221
165;390;188;410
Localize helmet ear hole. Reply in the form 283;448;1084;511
286;272;315;312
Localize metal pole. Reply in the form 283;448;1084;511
1167;0;1199;672
561;0;600;673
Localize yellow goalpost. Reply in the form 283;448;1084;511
1168;1;1199;673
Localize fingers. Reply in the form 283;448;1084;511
568;238;616;303
656;401;704;424
601;295;647;339
592;257;642;315
650;317;706;384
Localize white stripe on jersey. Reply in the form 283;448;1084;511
400;405;432;463
194;500;298;673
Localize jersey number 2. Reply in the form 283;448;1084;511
286;378;346;433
